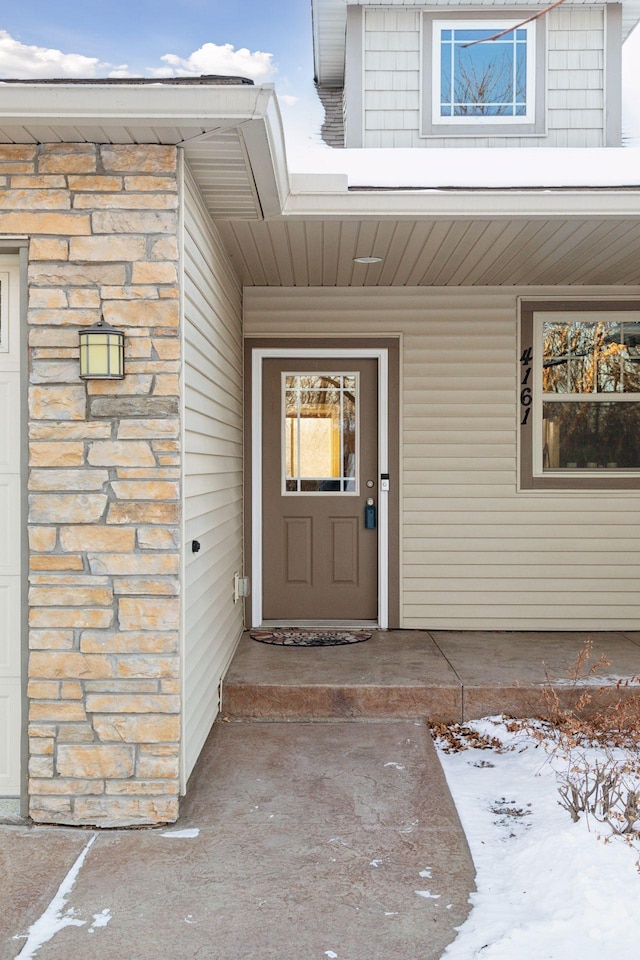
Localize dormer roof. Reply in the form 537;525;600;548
313;0;640;85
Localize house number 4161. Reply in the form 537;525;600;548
520;347;532;425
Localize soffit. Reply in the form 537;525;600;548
0;83;285;221
313;0;640;85
216;216;640;286
2;81;640;284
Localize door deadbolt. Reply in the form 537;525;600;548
365;498;377;529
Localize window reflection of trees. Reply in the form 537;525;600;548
543;321;640;394
448;53;525;117
284;375;357;490
542;321;640;469
441;28;527;118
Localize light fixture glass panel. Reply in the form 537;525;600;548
89;333;110;376
79;325;125;379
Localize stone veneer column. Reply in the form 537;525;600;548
0;142;182;825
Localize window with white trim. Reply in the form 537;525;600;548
519;303;640;491
421;14;545;138
433;21;535;123
283;372;358;494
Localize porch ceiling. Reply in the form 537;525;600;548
216;215;640;287
1;81;640;287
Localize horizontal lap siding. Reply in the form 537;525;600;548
362;8;605;147
364;9;422;148
182;166;243;784
245;286;640;630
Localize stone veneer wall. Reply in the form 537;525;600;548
317;86;345;148
0;142;182;826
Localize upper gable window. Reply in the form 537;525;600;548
434;22;535;124
421;14;546;138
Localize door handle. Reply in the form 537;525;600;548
365;498;377;529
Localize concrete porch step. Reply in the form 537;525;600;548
222;630;640;724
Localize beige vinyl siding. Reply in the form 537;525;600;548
245;285;640;630
182;164;244;786
361;7;606;147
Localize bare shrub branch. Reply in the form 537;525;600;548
462;0;569;48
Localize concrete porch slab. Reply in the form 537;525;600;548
223;631;462;722
4;721;475;960
432;631;640;720
224;630;640;724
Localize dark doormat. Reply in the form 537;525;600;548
250;628;372;647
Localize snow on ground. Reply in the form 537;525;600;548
14;834;98;959
435;718;640;960
553;675;640;686
160;827;200;838
88;909;112;933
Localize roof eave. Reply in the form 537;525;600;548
0;81;276;132
282;185;640;219
0;81;290;221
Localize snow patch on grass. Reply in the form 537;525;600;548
436;718;640;960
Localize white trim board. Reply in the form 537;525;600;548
251;347;390;629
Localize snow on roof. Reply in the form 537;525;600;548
0;75;254;86
287;146;640;190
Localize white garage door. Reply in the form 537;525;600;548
0;256;22;797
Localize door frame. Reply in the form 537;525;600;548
0;249;26;807
251;346;390;628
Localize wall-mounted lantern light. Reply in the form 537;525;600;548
79;318;125;380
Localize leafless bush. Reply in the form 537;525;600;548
517;641;640;746
433;644;640;855
527;642;640;841
555;752;640;835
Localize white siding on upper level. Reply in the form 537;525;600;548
245;284;640;630
363;9;421;147
181;163;244;788
353;6;613;148
315;0;639;84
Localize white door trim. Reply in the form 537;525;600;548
0;255;22;798
251;347;389;629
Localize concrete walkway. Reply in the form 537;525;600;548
2;720;475;960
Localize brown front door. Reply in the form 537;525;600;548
262;357;378;621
